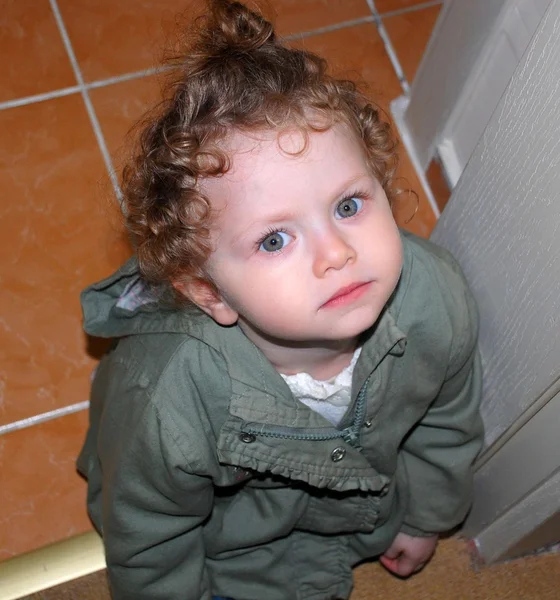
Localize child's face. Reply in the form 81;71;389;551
190;123;403;347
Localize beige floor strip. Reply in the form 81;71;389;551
0;531;106;600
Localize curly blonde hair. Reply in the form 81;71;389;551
122;0;398;294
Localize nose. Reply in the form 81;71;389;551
312;226;356;278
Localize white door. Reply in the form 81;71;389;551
428;0;560;562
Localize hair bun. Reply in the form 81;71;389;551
205;0;275;53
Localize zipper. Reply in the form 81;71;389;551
243;375;371;448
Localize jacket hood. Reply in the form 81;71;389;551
81;257;208;339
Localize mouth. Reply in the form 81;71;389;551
320;281;372;309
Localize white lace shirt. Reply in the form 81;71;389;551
280;348;362;426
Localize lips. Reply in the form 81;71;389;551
320;281;371;309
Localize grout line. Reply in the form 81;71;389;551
0;67;169;113
369;0;440;223
0;3;442;114
0;401;90;436
366;0;410;95
0;15;382;114
282;15;375;41
0;86;82;111
86;64;175;91
49;0;124;205
377;22;410;94
391;95;440;218
0;10;412;114
379;0;443;20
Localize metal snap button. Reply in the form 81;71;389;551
239;432;256;443
364;419;373;428
330;446;346;462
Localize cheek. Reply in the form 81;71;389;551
364;221;402;275
218;265;295;310
382;230;403;274
244;277;309;327
381;221;402;255
374;214;401;251
248;275;298;306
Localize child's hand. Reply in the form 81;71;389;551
379;532;438;577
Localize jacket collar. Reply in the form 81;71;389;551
219;307;406;428
214;307;406;492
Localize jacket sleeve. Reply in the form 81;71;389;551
100;400;214;600
399;286;484;537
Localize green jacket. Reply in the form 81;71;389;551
77;231;483;600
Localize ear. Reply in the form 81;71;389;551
173;279;239;326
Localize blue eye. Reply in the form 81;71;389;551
335;197;363;219
259;230;292;252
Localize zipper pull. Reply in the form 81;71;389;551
342;428;362;450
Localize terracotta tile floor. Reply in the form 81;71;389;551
0;0;443;560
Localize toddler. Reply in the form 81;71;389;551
77;1;483;599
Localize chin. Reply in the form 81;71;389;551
325;311;380;341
